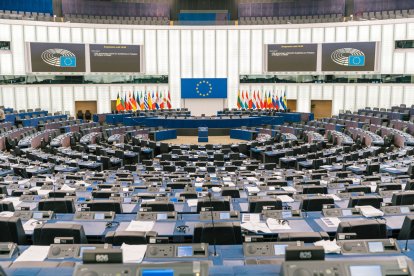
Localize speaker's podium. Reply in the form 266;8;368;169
198;127;208;142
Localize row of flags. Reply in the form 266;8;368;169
237;90;288;110
116;91;172;111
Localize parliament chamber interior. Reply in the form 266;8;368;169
3;0;414;275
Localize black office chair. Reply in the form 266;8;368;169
0;202;14;212
92;191;113;199
33;223;88;245
193;222;242;245
48;191;76;198
180;192;198;199
84;110;92;121
266;180;288;187
348;196;383;209
278;232;330;243
140;202;175;212
336;220;387;239
86;200;123;214
221;188;240;198
0;217;27;244
302;186;328;195
345;185;371;193
196;198;230;213
248;199;282;213
300;197;334;212
105;230;157;245
398;215;414;240
38;199;75;213
76;110;84;120
392;192;414;206
365;163;380;176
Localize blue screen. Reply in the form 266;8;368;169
220;212;230;219
142;269;174;276
177;246;193;257
94;213;105;220
349;266;381;276
79;246;96;258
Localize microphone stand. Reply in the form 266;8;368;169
208;192;219;257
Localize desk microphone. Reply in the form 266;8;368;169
207;192;218;257
403;218;414;252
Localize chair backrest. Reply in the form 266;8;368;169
302;186;328;195
38;199;75;213
140;202;175;212
105;230;157;245
300;197;334;212
278;232;329;243
196;198;230;213
193;222;242;245
86;200;123;214
0;201;15;212
221;188;240;198
336;220;387;239
0;217;27;244
398;215;414;240
33;223;87;245
347;196;383;208
248;199;283;213
392;192;414;206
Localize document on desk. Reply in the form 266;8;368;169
15;246;50;262
121;244;147;263
125;221;154;232
2;197;22;207
241;222;272;233
23;219;43;231
281;186;297;192
211;187;221;193
276;195;294;203
325;194;342;201
314;240;341;254
356;205;384;217
266;218;291;230
320;217;341;228
187;199;198;207
242;213;260;223
18;179;31;185
60;184;76;191
0;211;14;217
245;186;260;193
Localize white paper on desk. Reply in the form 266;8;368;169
141;199;156;203
125;220;154;232
320;217;341;228
211;187;221;193
37;189;52;196
18;179;31;185
246;186;260;193
15;246;49;262
0;211;14;217
277;195;294;203
195;182;203;188
196;177;203;182
2;197;22;207
60;184;76;191
325;194;342;201
241;222;272;233
23;219;43;231
75;180;89;187
121;243;147;263
223;177;232;182
29;186;41;192
187;199;198;207
223;182;235;187
281;186;297;192
314;240;341;254
242;213;260;223
356;205;384;217
247;177;257;181
266;218;291;230
102;188;112;192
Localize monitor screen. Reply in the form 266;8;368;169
368;242;384;253
94;213;105;220
78;197;86;202
142;269;174;276
274;244;288;255
401;206;410;214
170;198;178;203
157;213;167;220
341;209;353;216
79;246;96;258
177;246;193;257
282;211;292;219
32;212;43;219
123;197;132;204
219;212;230;220
349;265;382;276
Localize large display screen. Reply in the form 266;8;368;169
322;42;377;71
266;44;318;72
29;42;86;73
89;44;141;73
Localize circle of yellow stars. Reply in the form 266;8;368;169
196;80;213;97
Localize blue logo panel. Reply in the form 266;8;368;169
60;56;77;67
348;55;365;66
181;78;227;99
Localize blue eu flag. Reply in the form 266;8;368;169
60;56;77;67
348;55;365;66
181;78;227;99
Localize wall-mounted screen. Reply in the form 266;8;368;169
265;44;318;72
0;41;11;51
28;42;86;73
89;44;141;73
322;42;377;72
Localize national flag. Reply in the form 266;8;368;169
159;91;165;109
124;93;130;110
257;91;262;109
167;90;172;109
116;93;124;111
147;92;153;110
248;91;253;109
283;91;288;110
252;91;257;109
272;91;276;109
135;91;141;110
120;93;125;110
144;92;149;110
237;90;242;109
275;92;280;110
140;91;145;110
129;92;137;111
154;91;160;110
151;91;156;110
279;93;284;110
261;91;266;109
267;91;272;109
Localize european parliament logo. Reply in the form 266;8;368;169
41;48;77;67
181;78;227;99
331;48;365;67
